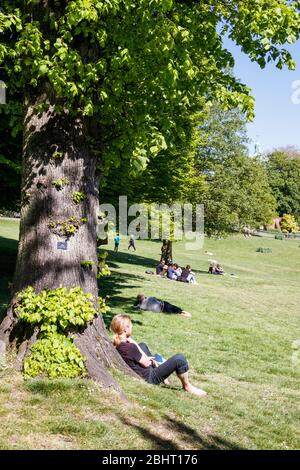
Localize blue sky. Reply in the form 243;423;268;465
224;38;300;155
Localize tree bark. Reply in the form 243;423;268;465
0;86;137;389
161;240;173;264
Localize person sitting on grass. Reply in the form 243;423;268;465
208;260;217;274
156;259;166;276
110;314;207;397
208;260;225;275
134;294;191;317
179;265;197;284
174;263;182;278
214;263;225;275
167;263;178;280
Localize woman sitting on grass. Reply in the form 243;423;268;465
214;263;225;275
156;260;167;276
110;314;207;397
208;261;225;275
167;263;178;280
134;293;191;317
178;265;197;284
174;263;182;278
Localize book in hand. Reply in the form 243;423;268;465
154;354;166;365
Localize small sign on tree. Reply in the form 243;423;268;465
57;241;68;250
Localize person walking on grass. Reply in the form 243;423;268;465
114;233;120;252
134;294;192;317
128;234;136;251
110;314;207;397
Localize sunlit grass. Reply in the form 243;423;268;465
0;219;299;449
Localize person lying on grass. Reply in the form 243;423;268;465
110;314;207;397
134;293;192;317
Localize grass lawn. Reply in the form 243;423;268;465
0;218;299;450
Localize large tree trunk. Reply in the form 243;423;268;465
0;86;136;389
161;240;173;264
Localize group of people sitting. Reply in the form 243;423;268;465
208;260;225;275
156;260;197;284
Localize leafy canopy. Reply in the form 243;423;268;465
1;0;300;172
195;104;276;235
201;154;276;235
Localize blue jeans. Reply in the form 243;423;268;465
138;343;189;385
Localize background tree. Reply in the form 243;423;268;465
265;149;300;223
197;104;250;168
0;0;300;385
194;105;276;235
0;98;22;212
101;110;206;208
200;154;276;236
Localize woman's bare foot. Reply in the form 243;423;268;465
163;378;171;385
184;385;207;397
181;311;192;318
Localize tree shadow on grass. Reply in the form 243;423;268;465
164;416;245;450
106;249;211;278
99;270;145;329
192;269;210;275
106;249;160;270
118;414;245;450
119;416;180;450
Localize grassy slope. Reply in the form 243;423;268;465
0;219;299;450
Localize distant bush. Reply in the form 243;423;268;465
256;247;272;253
281;214;299;234
0;208;20;218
